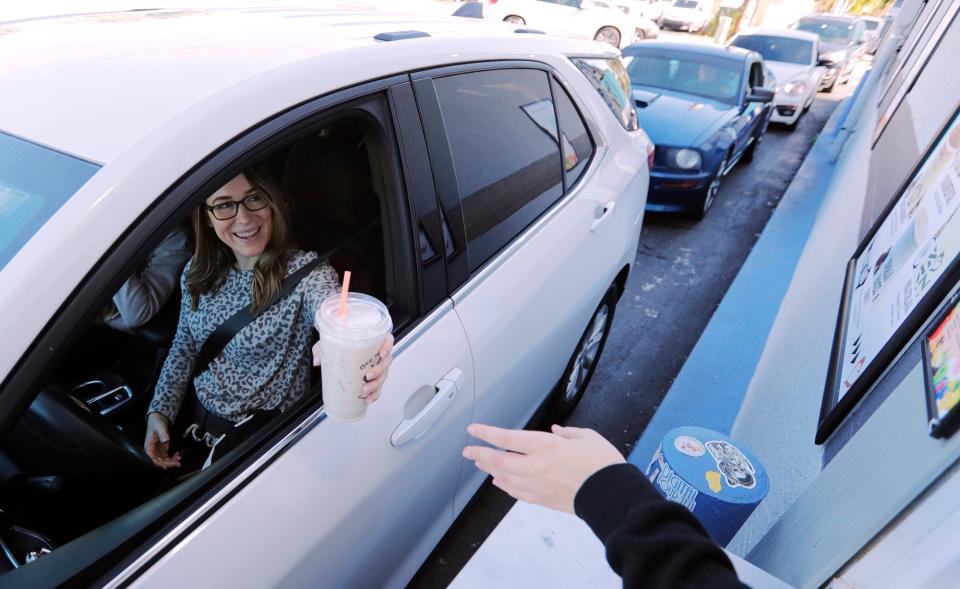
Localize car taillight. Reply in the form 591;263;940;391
647;143;655;170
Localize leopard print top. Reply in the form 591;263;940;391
149;250;339;424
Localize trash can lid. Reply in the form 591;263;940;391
657;426;769;504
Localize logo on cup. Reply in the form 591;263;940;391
674;435;705;457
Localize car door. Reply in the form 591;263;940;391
412;61;636;514
122;83;476;589
531;0;585;35
734;59;766;158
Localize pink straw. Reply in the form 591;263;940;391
337;270;352;319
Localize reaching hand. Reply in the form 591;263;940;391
144;412;182;469
463;423;625;514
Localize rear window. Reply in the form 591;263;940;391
572;57;639;131
434;68;564;271
795;19;853;44
0;132;99;270
730;35;814;66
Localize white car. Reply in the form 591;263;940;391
658;0;712;33
729;29;824;127
594;0;661;39
482;0;637;48
0;5;652;588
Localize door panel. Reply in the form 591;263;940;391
130;302;474;589
451;157;624;514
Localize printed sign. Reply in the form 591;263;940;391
820;108;960;443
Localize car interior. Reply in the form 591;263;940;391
0;115;392;572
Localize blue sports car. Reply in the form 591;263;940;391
622;42;775;219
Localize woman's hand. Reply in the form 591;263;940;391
144;412;182;469
312;333;394;404
463;423;625;514
361;333;394;404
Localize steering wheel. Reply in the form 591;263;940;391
8;385;154;478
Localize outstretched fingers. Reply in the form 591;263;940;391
466;423;555;455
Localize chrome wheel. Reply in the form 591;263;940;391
698;157;727;219
564;305;609;403
594;26;621;47
503;15;525;25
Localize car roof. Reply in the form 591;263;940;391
797;12;858;24
623;40;751;61
0;5;610;164
733;28;820;43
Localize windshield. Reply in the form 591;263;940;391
673;0;699;8
0;132;99;271
730;35;814;65
863;19;879;31
623;52;742;105
796;19;853;44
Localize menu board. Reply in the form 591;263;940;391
924;294;960;437
819;108;960;443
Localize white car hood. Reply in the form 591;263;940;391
765;61;813;84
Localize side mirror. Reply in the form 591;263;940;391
745;88;775;103
817;57;831;67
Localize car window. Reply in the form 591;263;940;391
673;0;699;8
433;68;564;272
0;132;99;271
623;52;743;105
573;57;639;131
730;35;815;66
0;102;408;577
553;79;594;187
796;19;854;44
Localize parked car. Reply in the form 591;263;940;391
658;0;713;33
860;15;884;54
622;41;774;218
594;0;661;39
634;0;675;21
729;28;824;128
791;13;867;92
0;6;652;587
482;0;637;47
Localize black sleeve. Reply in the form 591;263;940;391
574;463;749;589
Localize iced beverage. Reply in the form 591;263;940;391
315;293;392;422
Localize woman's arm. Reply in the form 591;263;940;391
148;267;200;424
107;228;191;329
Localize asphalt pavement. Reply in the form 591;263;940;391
408;53;854;589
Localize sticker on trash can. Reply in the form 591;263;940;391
673;435;705;457
705;440;756;489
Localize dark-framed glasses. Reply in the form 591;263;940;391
205;193;270;220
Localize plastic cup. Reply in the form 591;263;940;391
315;293;392;422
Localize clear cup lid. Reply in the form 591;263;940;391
317;292;392;338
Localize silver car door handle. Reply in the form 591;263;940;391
590;201;616;232
390;368;463;447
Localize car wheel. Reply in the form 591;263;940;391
552;285;617;418
594;26;621;47
503;15;525;25
743;134;761;163
695;155;727;220
635;28;646;41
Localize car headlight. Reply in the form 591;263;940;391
672;148;701;170
782;79;808;96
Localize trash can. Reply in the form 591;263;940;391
645;426;768;546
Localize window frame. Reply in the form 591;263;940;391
412;60;598;287
0;74;434;586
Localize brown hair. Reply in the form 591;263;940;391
186;166;291;313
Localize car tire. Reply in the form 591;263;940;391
503;15;525;25
743;134;761;163
635;28;646;41
594;26;621;47
551;285;618;419
695;155;727;220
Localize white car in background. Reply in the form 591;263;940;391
594;0;661;39
729;28;824;127
0;5;651;587
658;0;712;32
482;0;637;48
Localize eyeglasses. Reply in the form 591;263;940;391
205;194;270;221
